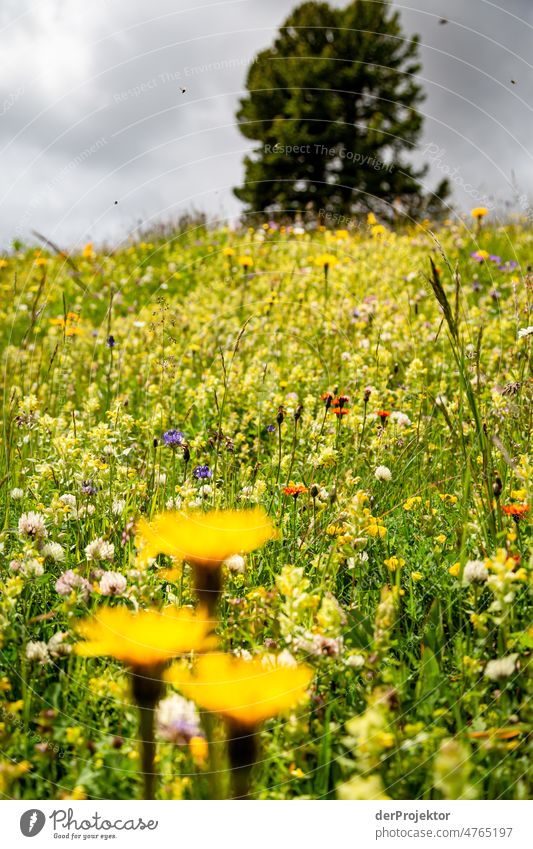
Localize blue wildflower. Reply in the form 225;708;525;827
193;465;212;479
163;429;184;446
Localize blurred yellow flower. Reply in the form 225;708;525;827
471;207;488;219
314;252;338;269
338;774;389;800
137;508;276;568
189;735;208;766
167;653;313;727
76;606;212;669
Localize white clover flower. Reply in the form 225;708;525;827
22;558;44;577
85;537;114;562
517;326;533;339
48;632;72;658
224;554;246;574
278;649;298;667
484;654;519;681
346;653;365;669
112;499;126;516
26;641;50;664
375;465;392;482
390;411;411;427
59;494;77;509
41;542;65;563
18;511;47;541
156;694;201;743
10;488;24;500
261;649;297;668
55;570;92;599
99;571;127;596
233;648;253;661
463;560;488;584
292;633;343;657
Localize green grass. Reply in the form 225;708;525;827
0;217;531;800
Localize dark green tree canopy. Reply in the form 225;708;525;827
234;0;449;220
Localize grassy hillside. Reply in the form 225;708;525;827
0;217;531;800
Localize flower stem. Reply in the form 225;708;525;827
138;704;157;800
131;669;163;800
228;722;258;800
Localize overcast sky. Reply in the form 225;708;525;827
1;0;532;248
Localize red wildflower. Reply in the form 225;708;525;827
501;504;529;520
283;484;308;497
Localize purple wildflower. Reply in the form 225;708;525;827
81;480;97;496
163;429;184;446
193;465;212;480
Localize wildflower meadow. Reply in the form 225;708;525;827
0;213;531;801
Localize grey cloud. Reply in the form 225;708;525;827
1;0;532;247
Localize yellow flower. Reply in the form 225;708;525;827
82;242;94;258
167;653;313;728
375;731;395;749
314;252;338;269
68;785;87;800
411;571;423;582
189;735;208;766
367;212;377;225
435;534;447;545
384;556;404;573
66;727;84;746
338;774;389;800
403;496;422;511
237;255;253;268
137;508;276;568
289;764;305;778
75;606;212;669
471;207;488;219
371;224;386;237
365;517;387;538
449;562;460;577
